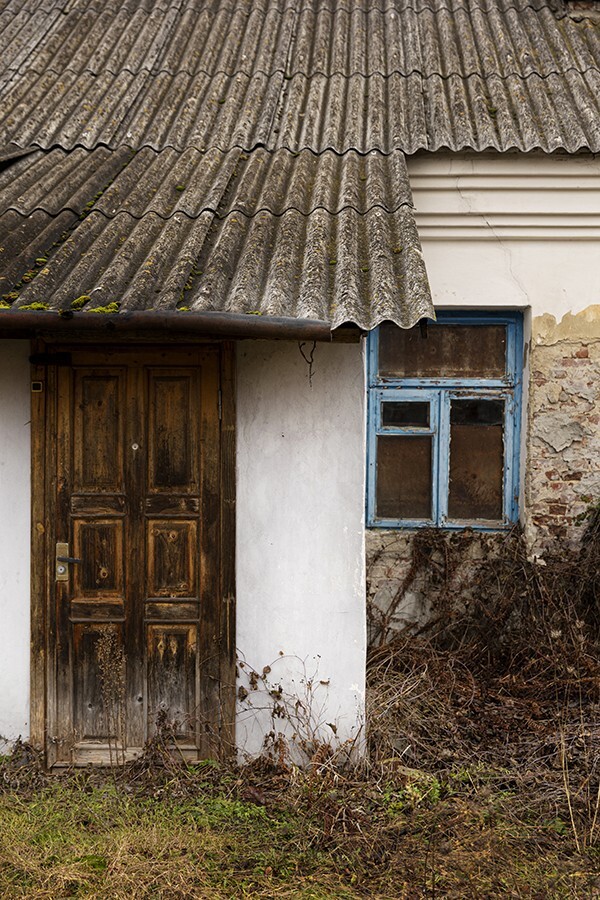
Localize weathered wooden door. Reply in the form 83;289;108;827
41;346;232;766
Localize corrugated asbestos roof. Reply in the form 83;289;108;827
1;0;599;154
1;0;599;329
4;2;598;80
1;207;431;329
0;147;431;329
1;147;414;218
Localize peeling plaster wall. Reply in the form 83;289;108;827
528;309;600;547
368;153;600;633
0;342;31;746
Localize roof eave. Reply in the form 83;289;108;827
0;310;333;342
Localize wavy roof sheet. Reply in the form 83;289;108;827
1;0;599;329
1;147;414;218
2;2;596;80
1;207;431;329
0;0;599;153
0;147;431;330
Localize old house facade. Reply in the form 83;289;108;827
0;0;599;762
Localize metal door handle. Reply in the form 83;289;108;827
56;542;81;582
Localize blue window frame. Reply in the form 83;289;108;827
367;311;523;530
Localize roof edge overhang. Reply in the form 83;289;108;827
0;310;333;342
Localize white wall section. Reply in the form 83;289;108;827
236;341;366;757
408;152;600;320
0;342;31;746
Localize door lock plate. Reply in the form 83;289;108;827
56;542;69;582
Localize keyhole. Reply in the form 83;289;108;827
132;443;139;451
96;566;109;585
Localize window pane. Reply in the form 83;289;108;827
379;323;507;379
381;401;429;428
448;399;504;520
376;435;432;519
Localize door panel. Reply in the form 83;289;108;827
72;623;125;742
75;520;124;596
148;521;197;597
73;371;125;492
46;347;224;766
147;624;197;740
147;370;199;492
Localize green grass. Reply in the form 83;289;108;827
0;780;358;898
0;766;598;899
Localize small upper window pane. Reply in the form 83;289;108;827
378;323;507;380
381;401;429;428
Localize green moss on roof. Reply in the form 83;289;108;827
86;302;120;313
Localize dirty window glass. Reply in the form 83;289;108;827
379;323;507;379
381;401;429;428
448;399;504;520
376;435;432;520
369;314;521;529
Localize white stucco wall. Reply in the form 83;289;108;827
236;340;366;757
0;341;31;747
407;152;600;320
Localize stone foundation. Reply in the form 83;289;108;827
366;528;509;645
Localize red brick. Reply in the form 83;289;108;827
560;358;590;367
548;503;568;515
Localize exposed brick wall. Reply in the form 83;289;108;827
526;337;600;549
366;529;507;644
366;531;421;643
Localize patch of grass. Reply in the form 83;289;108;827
0;742;598;898
0;778;359;898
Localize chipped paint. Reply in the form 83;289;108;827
526;304;600;549
533;306;600;345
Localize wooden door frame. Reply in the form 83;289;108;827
29;340;236;762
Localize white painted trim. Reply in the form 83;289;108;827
408;152;600;241
413;219;600;240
